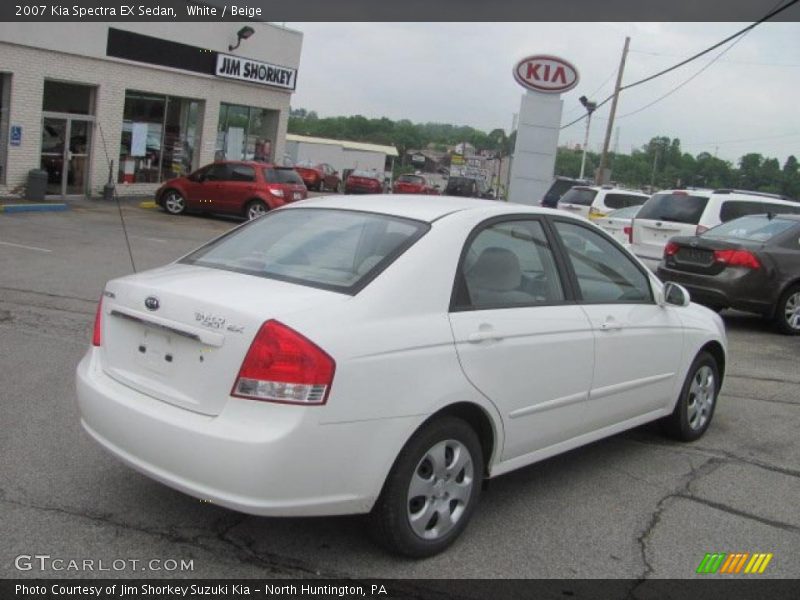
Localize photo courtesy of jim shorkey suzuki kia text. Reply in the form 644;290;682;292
16;4;266;18
14;584;389;597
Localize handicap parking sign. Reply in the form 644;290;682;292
10;125;21;146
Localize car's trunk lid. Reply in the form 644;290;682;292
100;264;347;416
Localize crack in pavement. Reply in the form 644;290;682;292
726;373;800;385
0;496;346;579
722;393;800;408
0;286;96;305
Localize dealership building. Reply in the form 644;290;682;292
0;22;302;198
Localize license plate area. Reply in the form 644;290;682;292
293;192;302;200
677;247;714;266
136;329;175;375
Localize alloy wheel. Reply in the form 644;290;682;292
687;365;715;431
406;439;474;540
164;191;184;214
247;202;267;220
783;291;800;331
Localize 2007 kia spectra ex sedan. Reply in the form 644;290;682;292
76;195;727;557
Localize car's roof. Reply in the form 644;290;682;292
286;194;555;223
573;185;648;194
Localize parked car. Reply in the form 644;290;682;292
393;174;439;195
445;176;493;199
156;161;308;220
657;213;800;334
294;161;342;192
77;195;726;558
557;186;649;220
630;188;800;270
345;170;384;194
540;176;591;208
594;205;641;245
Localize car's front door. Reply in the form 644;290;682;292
550;219;685;430
187;163;229;212
448;217;595;462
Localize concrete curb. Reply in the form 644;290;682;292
0;203;69;213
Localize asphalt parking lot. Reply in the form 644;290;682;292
1;201;798;582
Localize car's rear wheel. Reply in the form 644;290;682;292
245;199;268;220
369;417;483;558
660;351;719;441
162;190;185;215
775;285;800;335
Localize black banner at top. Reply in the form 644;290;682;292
2;0;800;21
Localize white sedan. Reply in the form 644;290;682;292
76;195;727;557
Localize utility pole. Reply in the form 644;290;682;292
578;96;597;181
597;36;630;185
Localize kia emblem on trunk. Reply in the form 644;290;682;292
145;296;160;311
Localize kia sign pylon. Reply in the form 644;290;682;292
508;55;579;205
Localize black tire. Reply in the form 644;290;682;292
369;417;484;558
660;351;719;442
162;189;186;215
774;285;800;335
244;199;268;220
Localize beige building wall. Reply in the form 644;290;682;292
0;22;302;197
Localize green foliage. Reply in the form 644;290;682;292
288;109;800;199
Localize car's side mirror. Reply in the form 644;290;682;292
662;281;691;307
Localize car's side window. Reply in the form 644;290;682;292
229;165;256;182
456;219;564;310
205;164;229;182
553;221;652;304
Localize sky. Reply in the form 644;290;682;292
284;22;800;165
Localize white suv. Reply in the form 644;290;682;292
630;189;800;270
557;185;650;220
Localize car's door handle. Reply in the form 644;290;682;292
600;319;623;331
467;330;503;343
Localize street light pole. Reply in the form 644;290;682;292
578;96;596;181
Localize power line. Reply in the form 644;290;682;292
628;49;800;68
558;0;799;131
617;29;749;119
620;0;799;92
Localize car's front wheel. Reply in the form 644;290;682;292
775;284;800;335
245;199;268;220
660;351;719;441
369;417;483;558
162;190;185;215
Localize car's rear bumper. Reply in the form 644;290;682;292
76;349;416;517
657;264;774;315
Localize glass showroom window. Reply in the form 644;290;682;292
118;91;200;184
216;103;277;162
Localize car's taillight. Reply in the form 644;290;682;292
696;225;709;235
713;249;761;269
623;225;633;244
268;187;284;198
664;241;680;257
232;320;335;405
92;297;103;346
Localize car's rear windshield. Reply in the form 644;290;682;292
181;209;430;294
636;193;710;224
607;205;641;219
397;175;424;184
547;179;581;198
559;187;598;206
351;170;379;179
263;168;304;184
704;215;797;242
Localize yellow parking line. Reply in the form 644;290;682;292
139;200;157;209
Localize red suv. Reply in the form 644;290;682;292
156;161;308;220
392;174;439;195
344;170;384;194
294;162;342;192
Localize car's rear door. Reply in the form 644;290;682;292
448;217;595;462
550;218;684;429
218;163;259;214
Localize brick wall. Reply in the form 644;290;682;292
0;42;292;197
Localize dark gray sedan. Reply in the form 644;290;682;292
657;213;800;335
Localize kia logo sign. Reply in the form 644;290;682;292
514;55;579;94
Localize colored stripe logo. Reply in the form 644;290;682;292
696;552;773;574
